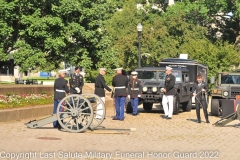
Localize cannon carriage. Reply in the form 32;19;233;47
25;93;105;133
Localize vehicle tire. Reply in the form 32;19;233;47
211;99;221;116
143;102;153;111
182;96;192;112
126;102;133;113
173;96;180;115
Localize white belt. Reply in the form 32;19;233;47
56;89;65;92
131;88;139;90
115;86;126;89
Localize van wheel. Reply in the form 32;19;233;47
173;96;179;115
126;102;133;113
211;99;221;116
143;102;153;111
182;96;192;112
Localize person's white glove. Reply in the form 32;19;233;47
75;87;80;93
128;95;130;99
138;94;141;97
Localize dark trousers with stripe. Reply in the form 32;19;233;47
115;96;126;120
130;97;139;114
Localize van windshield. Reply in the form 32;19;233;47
221;74;240;84
137;71;157;80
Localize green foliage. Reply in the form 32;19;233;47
0;0;117;72
84;69;115;86
1;0;240;86
85;70;99;83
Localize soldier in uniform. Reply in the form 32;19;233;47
192;74;209;123
112;68;128;121
69;66;84;94
53;70;69;128
162;66;176;120
128;71;142;116
94;68;112;119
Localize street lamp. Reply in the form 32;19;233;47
137;23;143;68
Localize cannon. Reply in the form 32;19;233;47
213;104;240;127
25;93;105;133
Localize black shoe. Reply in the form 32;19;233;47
206;120;210;123
197;121;201;123
167;117;172;120
164;115;168;119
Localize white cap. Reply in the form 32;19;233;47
131;71;138;75
58;70;68;74
99;68;106;71
114;68;123;71
166;66;172;70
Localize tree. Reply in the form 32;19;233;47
105;0;240;77
0;0;117;72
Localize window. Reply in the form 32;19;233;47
172;71;182;82
137;71;157;80
221;75;240;84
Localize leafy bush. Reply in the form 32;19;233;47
85;69;115;86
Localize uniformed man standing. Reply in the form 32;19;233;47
162;66;176;119
192;74;209;123
69;66;84;94
128;71;142;116
112;68;128;121
53;70;69;128
94;68;112;119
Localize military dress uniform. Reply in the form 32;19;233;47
69;73;84;94
192;81;209;123
53;75;69;128
162;66;176;119
112;69;128;121
128;71;142;115
94;72;112;118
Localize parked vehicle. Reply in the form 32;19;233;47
126;56;208;115
210;72;240;117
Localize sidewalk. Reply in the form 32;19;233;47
0;104;240;160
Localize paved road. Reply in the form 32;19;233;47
0;103;240;160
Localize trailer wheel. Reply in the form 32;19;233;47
173;96;180;115
143;102;153;111
82;93;105;130
57;94;94;133
182;96;192;112
211;99;221;116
